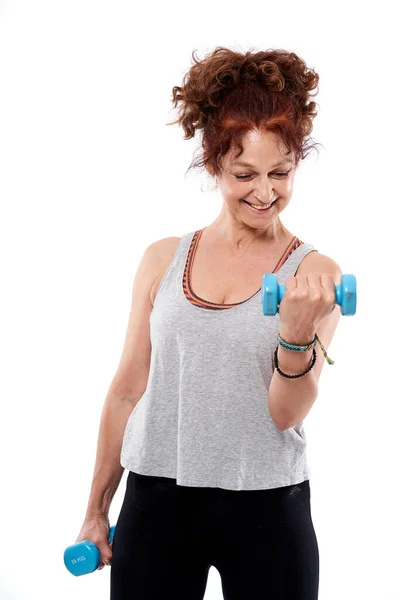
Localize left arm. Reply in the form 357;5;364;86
268;254;342;430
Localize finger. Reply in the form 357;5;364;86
320;272;335;290
285;275;298;290
320;273;337;308
306;272;323;288
293;272;308;290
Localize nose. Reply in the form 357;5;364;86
254;192;276;204
253;183;275;203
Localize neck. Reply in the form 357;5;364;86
207;213;291;254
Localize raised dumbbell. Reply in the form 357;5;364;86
261;273;357;317
64;524;116;576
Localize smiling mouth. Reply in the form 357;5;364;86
242;199;277;211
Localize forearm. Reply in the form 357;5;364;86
268;327;318;430
85;389;143;518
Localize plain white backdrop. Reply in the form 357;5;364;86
0;1;398;598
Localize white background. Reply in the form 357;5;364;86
0;1;398;598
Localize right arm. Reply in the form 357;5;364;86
84;389;142;519
83;237;177;519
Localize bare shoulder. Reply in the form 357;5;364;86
149;236;181;306
296;250;342;283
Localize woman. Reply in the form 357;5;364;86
75;46;342;600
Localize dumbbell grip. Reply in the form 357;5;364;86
277;284;342;306
108;525;116;544
262;273;356;317
64;524;116;576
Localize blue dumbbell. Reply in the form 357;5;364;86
262;273;357;316
64;524;116;576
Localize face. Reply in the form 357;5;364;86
210;129;296;231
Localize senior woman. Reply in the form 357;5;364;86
75;46;342;600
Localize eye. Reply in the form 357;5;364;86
235;171;291;181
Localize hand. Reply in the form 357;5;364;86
75;515;113;571
279;272;337;341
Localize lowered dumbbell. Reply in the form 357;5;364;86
261;273;357;316
64;524;116;576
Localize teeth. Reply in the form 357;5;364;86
250;203;271;209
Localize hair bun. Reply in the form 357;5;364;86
167;46;321;179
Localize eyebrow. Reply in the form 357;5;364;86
232;159;293;169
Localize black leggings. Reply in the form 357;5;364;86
110;471;319;599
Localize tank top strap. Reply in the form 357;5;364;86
153;229;318;310
180;228;318;291
275;240;318;284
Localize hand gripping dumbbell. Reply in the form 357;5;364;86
64;524;116;576
261;273;357;316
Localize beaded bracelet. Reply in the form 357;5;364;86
274;332;335;379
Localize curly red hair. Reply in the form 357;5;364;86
167;46;322;180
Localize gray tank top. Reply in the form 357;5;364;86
120;229;318;490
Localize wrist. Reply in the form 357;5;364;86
276;328;315;376
276;345;314;377
279;327;316;346
85;493;112;519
